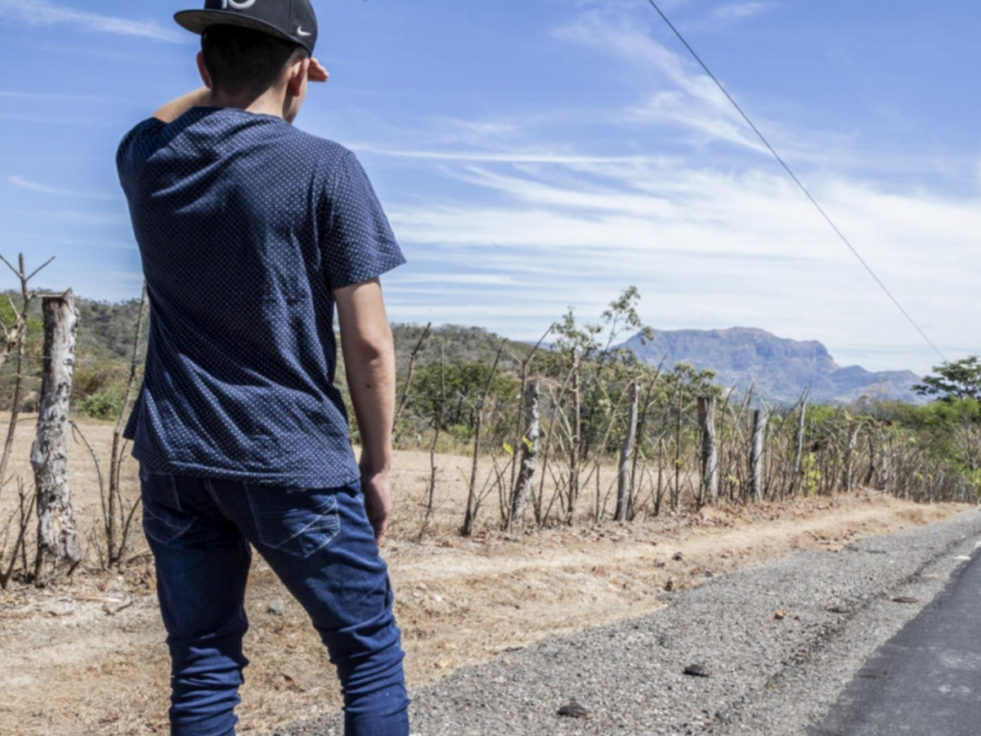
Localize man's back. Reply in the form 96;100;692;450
117;107;403;486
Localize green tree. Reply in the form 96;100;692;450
407;359;519;441
914;356;981;402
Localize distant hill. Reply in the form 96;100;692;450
622;327;923;406
3;291;924;411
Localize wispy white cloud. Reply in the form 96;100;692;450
711;2;769;22
397;273;523;287
554;12;767;153
0;89;103;102
0;111;114;127
355;145;670;166
8;174;118;201
0;208;129;226
0;0;185;43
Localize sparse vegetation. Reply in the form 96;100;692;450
3;274;978;590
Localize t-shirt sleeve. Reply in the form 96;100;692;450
320;150;406;290
116;118;165;197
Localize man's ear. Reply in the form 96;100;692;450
196;51;213;89
286;57;311;97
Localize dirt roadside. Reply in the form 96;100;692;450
0;478;968;735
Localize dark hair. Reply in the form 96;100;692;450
201;25;308;96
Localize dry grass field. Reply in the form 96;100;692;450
0;416;971;735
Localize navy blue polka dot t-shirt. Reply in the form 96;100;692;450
116;107;405;488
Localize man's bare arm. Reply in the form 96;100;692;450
335;278;396;543
150;59;328;123
152;87;211;123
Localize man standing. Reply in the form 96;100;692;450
116;1;409;734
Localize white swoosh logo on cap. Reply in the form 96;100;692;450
297;26;312;37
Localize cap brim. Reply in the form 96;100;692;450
174;10;311;51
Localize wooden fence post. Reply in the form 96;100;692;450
615;381;638;521
568;356;581;518
697;395;718;506
878;438;891;492
749;408;766;503
842;422;859;491
791;399;808;497
31;291;81;585
508;379;540;531
672;382;683;512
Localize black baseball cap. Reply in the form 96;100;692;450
175;0;318;55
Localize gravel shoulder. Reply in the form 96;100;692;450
271;508;981;736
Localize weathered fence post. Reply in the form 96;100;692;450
615;381;638;522
842;422;859;491
508;379;540;531
877;438;891;492
568;356;581;518
697;395;718;507
749;408;767;503
31;291;81;585
791;398;808;497
672;382;683;512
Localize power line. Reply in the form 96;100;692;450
644;0;946;363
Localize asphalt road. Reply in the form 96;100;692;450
271;509;981;736
810;544;981;736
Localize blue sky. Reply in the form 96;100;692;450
1;0;979;375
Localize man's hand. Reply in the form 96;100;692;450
361;467;392;544
308;58;329;83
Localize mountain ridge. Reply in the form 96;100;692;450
623;326;923;406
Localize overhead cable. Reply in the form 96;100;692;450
645;0;946;363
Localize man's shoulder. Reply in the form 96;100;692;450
284;126;356;165
117;117;166;156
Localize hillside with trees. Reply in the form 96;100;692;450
5;285;979;543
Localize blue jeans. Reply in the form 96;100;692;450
140;470;409;736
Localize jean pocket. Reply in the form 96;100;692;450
245;486;341;559
141;475;196;546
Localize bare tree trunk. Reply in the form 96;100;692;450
0;253;54;488
0;255;54;374
615;381;638;522
393;322;431;442
865;433;877;486
462;339;506;537
568;355;581;518
419;344;445;538
878;439;890;492
697;396;718;507
673;382;682;512
654;437;666;516
842;422;859;491
629;370;661;518
791;398;808;497
508;380;540;531
104;285;147;566
749;408;766;503
0;315;27;487
31;292;81;585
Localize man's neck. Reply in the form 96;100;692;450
208;86;288;119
